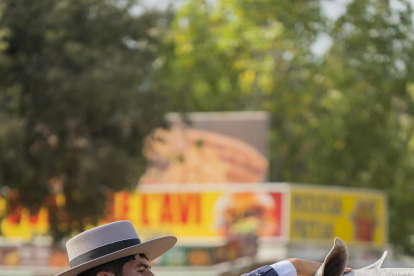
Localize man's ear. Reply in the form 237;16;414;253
315;238;349;276
96;272;115;276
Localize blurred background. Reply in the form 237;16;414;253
1;0;414;275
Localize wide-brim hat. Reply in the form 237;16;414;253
56;220;177;276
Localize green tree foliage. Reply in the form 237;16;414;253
0;0;170;239
161;0;414;254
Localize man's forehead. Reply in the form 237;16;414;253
122;254;151;274
123;254;150;269
134;254;149;263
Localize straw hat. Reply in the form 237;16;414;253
56;221;177;276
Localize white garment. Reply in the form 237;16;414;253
271;261;297;276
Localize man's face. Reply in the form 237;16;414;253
121;254;154;276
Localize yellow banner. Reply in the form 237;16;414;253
104;190;283;241
108;192;219;239
289;185;387;247
0;183;387;248
0;188;284;242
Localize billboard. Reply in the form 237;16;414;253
140;127;268;184
140;111;270;185
0;190;284;242
0;183;388;267
0;184;387;247
103;187;284;241
0;184;387;244
289;185;387;248
165;111;270;156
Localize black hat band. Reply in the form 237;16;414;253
70;238;141;267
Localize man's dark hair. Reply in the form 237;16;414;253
77;254;148;276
